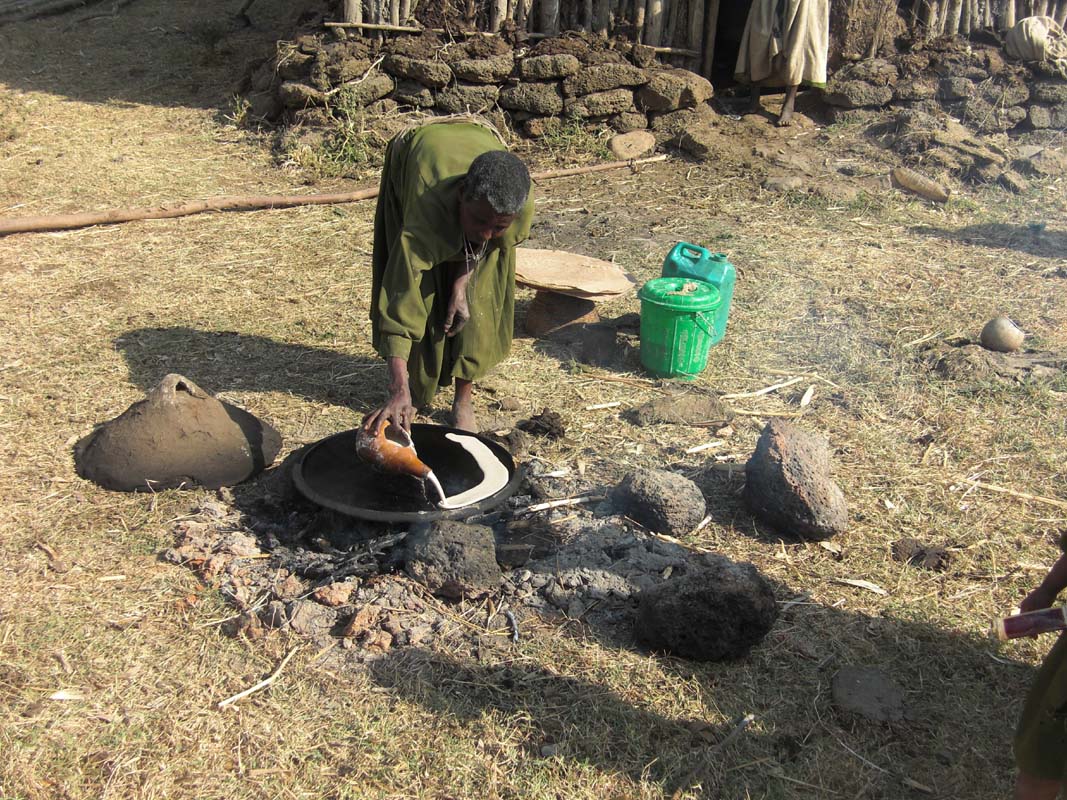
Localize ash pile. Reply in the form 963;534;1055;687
162;458;779;666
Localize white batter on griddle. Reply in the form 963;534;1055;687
436;432;510;509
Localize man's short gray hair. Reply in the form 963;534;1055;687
462;150;531;215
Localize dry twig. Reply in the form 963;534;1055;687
217;645;302;709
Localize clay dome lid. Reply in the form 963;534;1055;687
515;248;636;299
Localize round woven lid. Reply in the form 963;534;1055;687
515;248;636;299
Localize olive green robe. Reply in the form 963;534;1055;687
370;122;534;407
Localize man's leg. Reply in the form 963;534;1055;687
452;378;476;432
777;84;799;126
1014;770;1061;800
748;84;762;114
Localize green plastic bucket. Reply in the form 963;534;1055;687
638;277;723;380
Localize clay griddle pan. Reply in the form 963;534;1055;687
292;423;522;523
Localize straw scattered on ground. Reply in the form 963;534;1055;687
1;2;1066;798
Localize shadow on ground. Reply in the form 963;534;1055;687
0;0;316;111
116;326;383;410
913;222;1067;259
366;593;1029;798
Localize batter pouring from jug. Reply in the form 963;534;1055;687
363;117;534;436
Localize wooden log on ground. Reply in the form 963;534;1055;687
1004;0;1015;27
0;156;670;237
701;0;720;79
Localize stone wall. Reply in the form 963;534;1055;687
243;31;713;138
822;39;1067;134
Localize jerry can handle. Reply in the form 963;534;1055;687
679;243;705;261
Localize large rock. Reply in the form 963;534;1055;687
743;420;848;540
823;80;893;108
405;521;500;600
1031;82;1067;105
564;88;635;118
278;81;326;108
339;72;395;107
610;468;706;537
627;390;732;427
435;83;499;114
610;111;650;132
286;599;339;638
636;68;713;112
838;58;898;85
326;56;374;84
75;374;281;491
383;54;453;88
609;130;656;159
939;76;975;100
519;54;581;80
498;82;564;115
450;53;515;84
1028;104;1067;129
650;101;717;136
391;79;434;108
1013;145;1067;177
957;96;1027;133
678;123;722;161
978;80;1030;107
563;63;649;97
634;554;778;661
893;79;937;101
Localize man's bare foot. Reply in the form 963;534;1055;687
777;85;799;127
450;400;477;432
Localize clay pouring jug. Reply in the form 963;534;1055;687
354;421;447;504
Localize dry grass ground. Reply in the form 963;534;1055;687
2;2;1067;798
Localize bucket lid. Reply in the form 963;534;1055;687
639;277;722;311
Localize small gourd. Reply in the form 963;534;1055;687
980;316;1025;353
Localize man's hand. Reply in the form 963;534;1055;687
364;357;416;433
444;272;471;337
1020;586;1058;615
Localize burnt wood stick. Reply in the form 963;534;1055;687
701;0;720;78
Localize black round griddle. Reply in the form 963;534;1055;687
292;423;522;523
